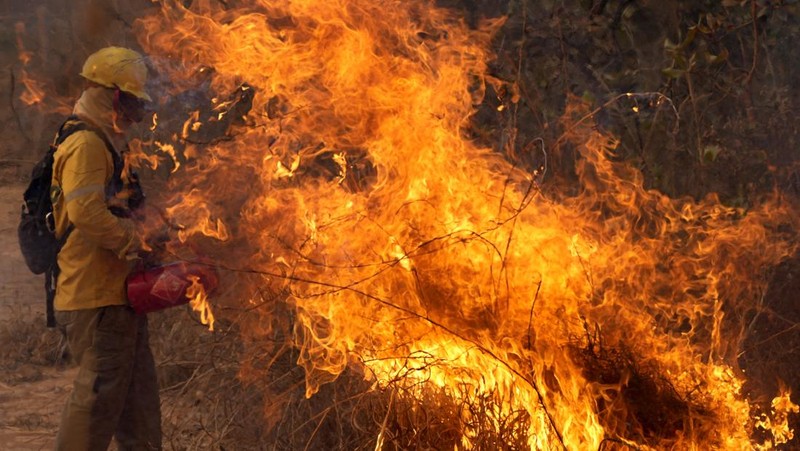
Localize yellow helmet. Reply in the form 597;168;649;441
80;47;152;102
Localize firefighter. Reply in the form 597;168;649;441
51;46;161;450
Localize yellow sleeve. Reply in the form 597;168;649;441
59;133;139;258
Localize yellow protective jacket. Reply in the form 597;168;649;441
51;104;139;311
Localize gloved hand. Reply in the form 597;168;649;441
136;226;172;267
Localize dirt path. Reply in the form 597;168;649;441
0;183;42;305
0;366;77;450
0;181;77;450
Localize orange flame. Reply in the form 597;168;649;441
14;21;75;115
135;0;798;448
756;390;800;448
186;275;215;331
18;72;47;106
14;22;46;106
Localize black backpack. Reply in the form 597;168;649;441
18;116;120;327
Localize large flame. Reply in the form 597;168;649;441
135;0;798;448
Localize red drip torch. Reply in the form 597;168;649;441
126;261;218;314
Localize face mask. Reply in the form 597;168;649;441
114;89;147;123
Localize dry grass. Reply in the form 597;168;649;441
146;295;538;450
144;272;800;450
0;305;66;383
3;288;798;449
569;337;718;448
147;307;270;450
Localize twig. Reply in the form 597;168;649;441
744;0;759;86
741;322;800;354
527;278;542;351
303;407;330;451
610;0;636;30
8;68;33;144
554;92;680;151
173;254;570;450
374;389;395;451
599;435;650;450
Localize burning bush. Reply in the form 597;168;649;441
124;0;800;448
8;0;800;448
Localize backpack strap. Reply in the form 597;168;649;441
45;116;118;327
55;115;120;166
59;116;127;202
44;226;73;327
51;115;121;235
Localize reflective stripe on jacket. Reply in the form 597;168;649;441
51;126;138;311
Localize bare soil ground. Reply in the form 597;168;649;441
0;170;75;450
1;183;41;305
0;366;76;450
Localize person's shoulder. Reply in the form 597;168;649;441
55;129;114;173
58;129;111;158
61;127;108;148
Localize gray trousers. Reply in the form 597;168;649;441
55;305;162;451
